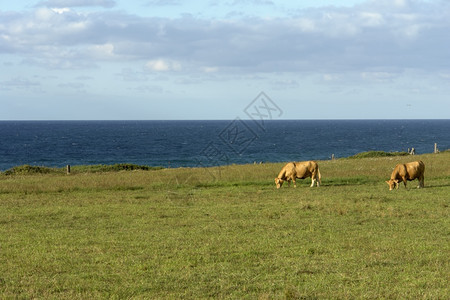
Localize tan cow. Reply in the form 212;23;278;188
385;160;425;190
275;161;321;188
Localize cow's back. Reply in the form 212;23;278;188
405;160;425;179
294;161;317;178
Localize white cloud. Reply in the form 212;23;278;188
0;0;449;75
89;43;115;59
0;76;42;92
35;7;57;21
202;66;219;73
323;74;341;81
131;84;165;93
145;0;181;6
228;0;274;6
293;18;316;32
393;0;408;8
38;0;116;8
439;73;450;80
145;59;182;72
361;72;398;83
358;12;384;27
51;8;71;14
58;82;86;89
116;68;148;82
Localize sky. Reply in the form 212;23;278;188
1;0;449;120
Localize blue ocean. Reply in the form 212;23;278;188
0;120;449;171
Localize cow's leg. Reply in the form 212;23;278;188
402;177;408;189
310;173;315;187
289;176;296;187
394;179;400;189
418;175;424;188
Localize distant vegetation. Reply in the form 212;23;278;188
1;165;58;176
2;149;447;175
348;150;409;159
72;163;164;173
1;163;163;176
0;151;415;175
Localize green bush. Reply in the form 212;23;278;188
2;163;163;175
349;151;409;159
72;163;163;173
2;165;60;176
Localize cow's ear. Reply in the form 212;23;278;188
385;181;389;185
394;179;399;183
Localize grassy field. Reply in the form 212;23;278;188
0;152;449;299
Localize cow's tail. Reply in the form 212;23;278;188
317;167;322;184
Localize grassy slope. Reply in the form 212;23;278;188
0;153;449;299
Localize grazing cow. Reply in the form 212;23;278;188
275;161;321;188
385;160;425;190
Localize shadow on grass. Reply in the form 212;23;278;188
427;184;450;188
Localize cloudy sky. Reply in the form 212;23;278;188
1;0;449;120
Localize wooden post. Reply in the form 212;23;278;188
434;143;438;154
331;154;335;160
66;165;71;174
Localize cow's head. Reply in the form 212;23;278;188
275;178;284;189
385;179;399;191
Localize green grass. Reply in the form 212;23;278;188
0;153;449;299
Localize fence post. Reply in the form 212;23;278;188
331;154;335;160
434;143;438;154
66;165;71;174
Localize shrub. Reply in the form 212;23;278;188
2;165;60;176
2;163;163;176
349;151;409;159
71;164;164;173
